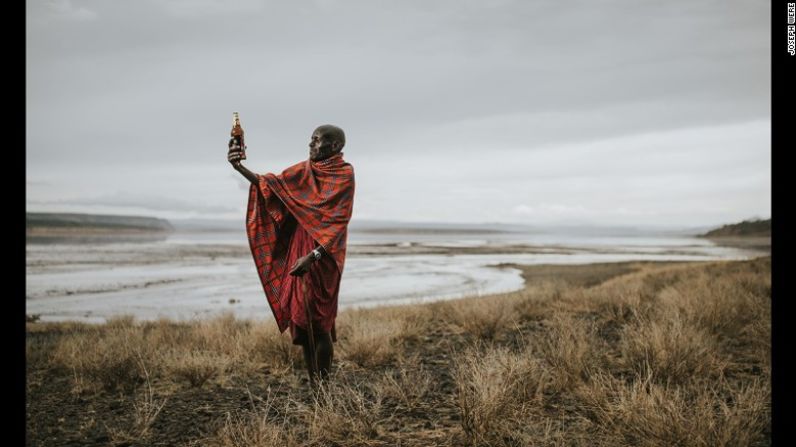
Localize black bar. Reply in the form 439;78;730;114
771;1;794;445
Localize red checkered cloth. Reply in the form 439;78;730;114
245;152;355;333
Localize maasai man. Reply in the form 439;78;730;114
227;125;354;382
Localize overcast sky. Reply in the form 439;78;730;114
26;0;770;228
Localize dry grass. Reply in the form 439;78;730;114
210;371;392;446
49;325;149;393
453;344;549;445
305;373;388;445
167;350;230;388
104;355;168;445
210;389;301;447
531;312;604;391
379;354;434;409
444;294;518;341
43;312;307;394
336;308;406;368
212;411;298;447
577;372;770;446
511;279;566;321
27;257;771;446
246;320;305;371
618;310;727;384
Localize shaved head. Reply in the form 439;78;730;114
309;125;347;161
315;125;346;149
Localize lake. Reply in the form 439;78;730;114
25;228;767;324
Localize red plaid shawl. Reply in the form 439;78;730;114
245;152;355;332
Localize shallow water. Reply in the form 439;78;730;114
25;230;767;324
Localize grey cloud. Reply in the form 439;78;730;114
30;0;99;23
26;0;770;226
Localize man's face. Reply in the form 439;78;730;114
309;129;338;161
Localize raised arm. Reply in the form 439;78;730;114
228;138;258;185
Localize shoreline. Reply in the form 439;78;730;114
26;238;771;259
26;234;770;325
25;256;766;327
24;259;687;328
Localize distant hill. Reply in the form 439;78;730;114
27;212;174;232
699;218;771;238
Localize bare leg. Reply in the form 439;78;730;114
297;325;334;382
300;337;316;382
315;331;334;380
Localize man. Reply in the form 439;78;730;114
227;124;354;383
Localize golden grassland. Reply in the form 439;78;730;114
26;257;771;446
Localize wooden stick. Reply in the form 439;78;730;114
301;275;318;385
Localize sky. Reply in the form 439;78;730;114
26;0;771;228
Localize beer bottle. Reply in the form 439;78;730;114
231;112;247;160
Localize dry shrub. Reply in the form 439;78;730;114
305;374;386;445
619;311;725;384
105;314;137;329
212;412;299;447
744;315;771;368
367;304;434;343
648;260;771;372
192;312;252;354
512;279;562;320
445;295;516;341
532;314;601;391
637;264;700;299
48;313;310;393
658;268;770;342
588;270;669;322
547;286;600;315
247;321;303;372
453;344;549;445
336;310;403;368
379;355;433;409
593;263;698;301
578;372;770;446
425;299;458;325
166;350;230;388
140;318;194;349
591;288;642;327
105;361;167;445
50;327;149;393
209;390;300;447
208;374;388;447
26;333;58;369
146;316;303;380
176;313;270;381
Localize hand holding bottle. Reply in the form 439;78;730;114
228;112;258;184
228;138;244;167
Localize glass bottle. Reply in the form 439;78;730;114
231;112;247;160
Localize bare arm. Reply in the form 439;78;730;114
233;162;259;186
